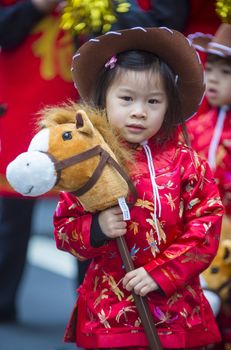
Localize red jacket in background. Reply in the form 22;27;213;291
0;8;77;196
187;105;231;215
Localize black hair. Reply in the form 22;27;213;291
90;50;188;143
206;53;231;66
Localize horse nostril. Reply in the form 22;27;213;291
26;163;30;167
211;267;219;274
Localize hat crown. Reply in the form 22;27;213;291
210;23;231;49
189;23;231;57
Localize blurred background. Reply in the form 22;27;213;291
0;0;229;349
0;197;80;350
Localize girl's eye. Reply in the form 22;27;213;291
62;131;72;140
120;96;132;101
204;65;212;72
149;98;158;104
222;69;231;75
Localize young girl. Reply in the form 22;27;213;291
53;27;224;349
186;23;231;328
187;23;231;217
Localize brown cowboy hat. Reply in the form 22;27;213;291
188;23;231;57
72;27;205;121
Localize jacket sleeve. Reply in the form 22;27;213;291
113;0;189;31
53;191;110;260
144;150;224;297
0;0;44;50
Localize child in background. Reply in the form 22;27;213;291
53;27;224;349
186;22;231;341
187;23;231;218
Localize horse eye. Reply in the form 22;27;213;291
62;131;72;140
211;267;219;274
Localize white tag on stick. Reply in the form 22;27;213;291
118;197;130;221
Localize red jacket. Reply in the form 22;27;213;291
54;137;223;348
187;105;231;216
0;5;77;196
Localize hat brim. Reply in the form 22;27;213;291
72;27;205;121
188;32;213;52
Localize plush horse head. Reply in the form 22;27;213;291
203;238;231;303
6;102;165;348
6;103;135;212
202;215;231;303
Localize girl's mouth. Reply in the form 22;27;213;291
126;124;145;133
206;88;218;98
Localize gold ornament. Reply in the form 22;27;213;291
216;0;231;23
60;0;130;35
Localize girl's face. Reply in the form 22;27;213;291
205;60;231;107
105;69;168;144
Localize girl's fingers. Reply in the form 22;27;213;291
110;221;127;230
123;270;138;284
123;275;140;291
118;228;127;235
112;214;125;222
125;279;149;295
119;221;127;228
110;206;123;215
138;286;149;297
123;268;158;295
133;281;147;295
111;228;127;238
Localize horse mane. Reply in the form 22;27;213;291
37;101;133;169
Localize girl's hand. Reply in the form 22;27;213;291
98;206;127;239
123;267;159;297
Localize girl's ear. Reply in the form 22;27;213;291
75;110;94;136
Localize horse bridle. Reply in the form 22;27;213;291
214;278;231;294
44;145;138;206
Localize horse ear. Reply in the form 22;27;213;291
75;110;94;136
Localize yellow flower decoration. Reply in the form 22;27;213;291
216;0;231;23
61;0;130;35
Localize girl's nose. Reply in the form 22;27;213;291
130;104;147;119
206;70;218;83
